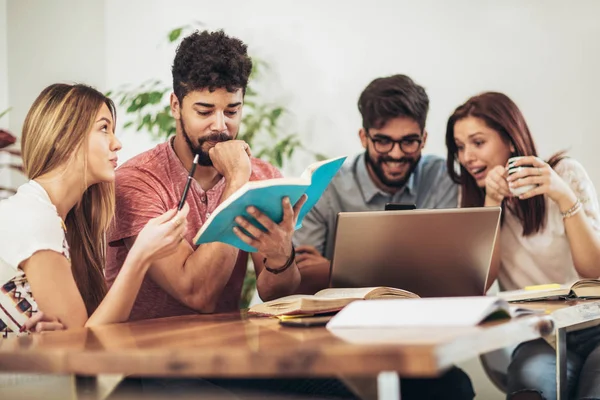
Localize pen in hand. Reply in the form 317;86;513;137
178;154;199;211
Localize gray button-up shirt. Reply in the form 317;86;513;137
293;152;459;259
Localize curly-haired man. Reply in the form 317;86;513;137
106;30;304;321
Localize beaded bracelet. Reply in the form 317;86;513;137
264;246;296;275
562;199;582;219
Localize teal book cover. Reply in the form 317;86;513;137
194;156;347;252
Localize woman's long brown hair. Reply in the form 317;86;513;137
21;83;116;315
445;92;564;236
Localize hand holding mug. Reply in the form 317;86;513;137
484;165;511;206
506;156;574;206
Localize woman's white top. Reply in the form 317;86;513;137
499;158;600;291
0;180;69;338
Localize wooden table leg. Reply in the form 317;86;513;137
555;327;567;400
75;375;99;400
377;371;400;400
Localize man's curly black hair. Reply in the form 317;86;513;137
172;30;253;101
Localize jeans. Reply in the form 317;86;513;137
507;325;600;400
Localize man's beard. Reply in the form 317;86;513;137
365;150;420;189
181;118;232;166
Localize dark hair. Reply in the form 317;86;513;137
445;92;565;236
172;30;253;102
358;74;429;132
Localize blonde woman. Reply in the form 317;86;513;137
0;83;189;337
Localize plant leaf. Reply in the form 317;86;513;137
0;108;12;120
168;28;183;42
271;107;283;120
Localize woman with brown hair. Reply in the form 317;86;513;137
0;83;189;337
446;91;600;399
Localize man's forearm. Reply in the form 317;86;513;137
181;242;239;312
296;260;331;294
256;260;301;301
181;179;249;311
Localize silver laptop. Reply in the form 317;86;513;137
329;207;501;297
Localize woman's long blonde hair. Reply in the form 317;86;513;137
21;83;116;315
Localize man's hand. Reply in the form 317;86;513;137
209;140;252;185
294;245;331;294
295;245;330;268
233;195;308;265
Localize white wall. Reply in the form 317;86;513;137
6;1;599;185
0;0;11;194
6;0;106;137
0;0;7;125
104;0;600;186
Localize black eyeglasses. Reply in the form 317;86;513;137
365;132;423;155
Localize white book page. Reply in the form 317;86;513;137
265;294;315;305
326;297;506;329
496;285;570;302
509;305;544;318
314;287;379;299
572;279;600;288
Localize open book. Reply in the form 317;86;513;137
497;279;600;302
326;296;542;329
248;287;419;317
194;156;347;252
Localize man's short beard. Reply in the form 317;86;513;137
365;149;421;189
180;118;232;166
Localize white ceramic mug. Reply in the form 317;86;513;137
507;156;538;196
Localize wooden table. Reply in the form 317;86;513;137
0;311;553;400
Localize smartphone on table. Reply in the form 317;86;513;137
279;315;333;327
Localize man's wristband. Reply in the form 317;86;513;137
264;246;296;275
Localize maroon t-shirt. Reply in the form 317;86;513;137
106;140;281;321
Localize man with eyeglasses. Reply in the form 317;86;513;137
292;75;470;400
294;74;458;292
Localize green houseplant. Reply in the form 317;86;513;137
107;25;326;308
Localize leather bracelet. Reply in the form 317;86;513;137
264;246;296;275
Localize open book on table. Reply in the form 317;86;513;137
194;156;347;252
248;286;419;317
497;279;600;302
325;296;543;329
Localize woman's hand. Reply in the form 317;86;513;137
130;203;190;264
21;311;65;334
506;156;576;210
484;165;512;206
